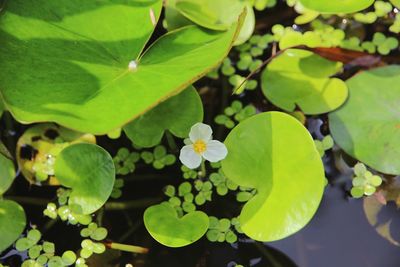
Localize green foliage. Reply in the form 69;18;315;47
299;0;374;13
0;0;243;134
350;163;383;198
261;49;348;115
48;197;92;226
110;178;124;199
123;87;203;148
215;100;257;129
206;216;242;243
140;145;177;170
0;200;26;253
55;143;115;214
222;112;325;241
144;202;209;247
314;135;334;157
80;223;108;241
372;32;399;55
329;66;400;175
113;148;140;175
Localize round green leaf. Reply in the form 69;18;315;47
221;112;325;241
0;200;26;253
329;66;400;175
124;87;203;147
0;0;243;134
0;153;15;195
261;49;348;115
144;203;209;247
299;0;374;13
55;143;115;214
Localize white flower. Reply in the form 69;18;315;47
179;123;228;169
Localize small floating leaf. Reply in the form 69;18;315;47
144;203;209;247
55;143;115;214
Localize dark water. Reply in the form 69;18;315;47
270;185;400;267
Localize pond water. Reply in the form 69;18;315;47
270;185;400;267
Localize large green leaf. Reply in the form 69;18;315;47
0;153;15;195
261;49;348;115
329;66;400;175
144;203;209;247
299;0;374;13
0;0;242;134
124;86;203;147
0;200;26;253
221;112;325;241
55;143;115;214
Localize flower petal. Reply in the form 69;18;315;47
189;123;212;143
179;145;202;169
203;140;228;162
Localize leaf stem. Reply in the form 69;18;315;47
104;241;149;254
7;196;162;210
199;160;207;178
165;130;178;152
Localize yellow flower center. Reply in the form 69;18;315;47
193;140;207;154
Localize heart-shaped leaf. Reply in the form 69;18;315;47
123;86;203;147
55;143;115;214
0;200;26;253
329;66;400;175
299;0;374;14
144;203;209;247
261;49;348;115
0;0;243;134
221;112;325;241
0;153;16;195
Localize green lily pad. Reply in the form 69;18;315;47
144;203;209;247
123;86;203;147
261;49;348;115
329;66;400;175
0;153;15;195
55;143;115;214
299;0;374;14
0;200;26;253
0;0;243;134
221;112;325;241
